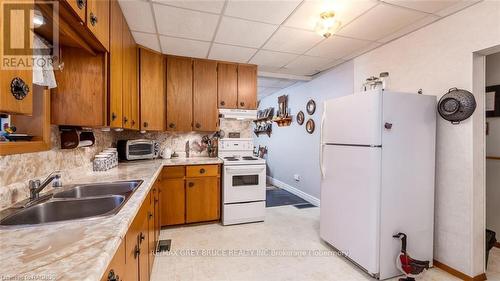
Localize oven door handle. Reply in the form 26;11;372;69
225;167;266;174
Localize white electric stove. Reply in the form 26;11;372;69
218;138;266;225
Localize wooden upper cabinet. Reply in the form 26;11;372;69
193;59;218;132
0;0;33;115
51;47;106;126
122;25;139;130
86;0;109;51
139;48;166;131
64;0;86;23
166;56;192;131
0;69;33;115
108;0;123;128
237;64;257;109
217;63;237;109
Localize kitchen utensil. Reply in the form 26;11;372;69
438;88;476;124
160;147;172;159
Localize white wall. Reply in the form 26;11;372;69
256;61;354;200
258;1;500;277
486;52;500;239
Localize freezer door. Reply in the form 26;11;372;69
320;145;382;276
322;92;382;146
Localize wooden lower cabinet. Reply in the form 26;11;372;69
160;178;185;226
100;239;126;281
103;189;159;281
159;165;220;226
186;177;220;223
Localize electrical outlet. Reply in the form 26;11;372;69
294;174;301;181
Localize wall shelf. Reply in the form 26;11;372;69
273;117;292;127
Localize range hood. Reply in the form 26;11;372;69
219;109;257;120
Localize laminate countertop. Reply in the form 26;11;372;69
0;157;222;281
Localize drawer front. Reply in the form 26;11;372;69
162;166;185;179
186;165;219;177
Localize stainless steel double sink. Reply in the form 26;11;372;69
0;180;143;226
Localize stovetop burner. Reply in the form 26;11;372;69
224;157;238;161
242;156;258;160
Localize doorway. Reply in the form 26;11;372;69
485;52;500;279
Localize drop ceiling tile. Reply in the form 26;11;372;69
250;50;298;68
152;0;225;14
284;0;378;31
153;4;220;41
306;35;372;59
383;0;462;14
341;41;382;61
337;3;427;41
258;65;282;73
215;17;278;48
377;14;439;43
319;58;346;72
119;0;156;33
282;55;326;75
225;0;301;25
434;0;481;17
263;26;323;54
160;36;210;58
132;32;161;52
208;43;257;63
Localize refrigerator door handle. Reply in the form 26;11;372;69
320;104;326;179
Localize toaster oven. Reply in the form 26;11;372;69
117;139;159;161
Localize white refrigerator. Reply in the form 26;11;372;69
320;89;436;280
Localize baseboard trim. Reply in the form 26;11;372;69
266;176;320;207
433;260;487;281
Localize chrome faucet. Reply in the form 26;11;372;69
28;171;62;200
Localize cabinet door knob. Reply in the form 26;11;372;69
199;168;205;174
384;122;393;130
139;232;145;243
123;117;128;123
143;122;148;128
220;101;225;106
89;12;98;26
10;77;29;100
134;244;140;259
240;102;245;107
107;269;120;281
76;0;85;9
131;120;136;126
195;123;201;129
111;112;117;121
169;123;175;129
188;182;194;188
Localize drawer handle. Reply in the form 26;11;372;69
76;0;85;9
188;182;194;188
107;269;120;281
199;168;206;174
169;123;175;129
144;122;148;128
195;123;201;129
220;101;225;106
89;12;98;26
11;77;29;100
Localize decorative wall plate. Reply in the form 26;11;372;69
306;119;315;134
306;99;316;115
297;111;304;125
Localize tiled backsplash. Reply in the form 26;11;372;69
0;119;252;209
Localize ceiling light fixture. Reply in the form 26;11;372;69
315;11;341;38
